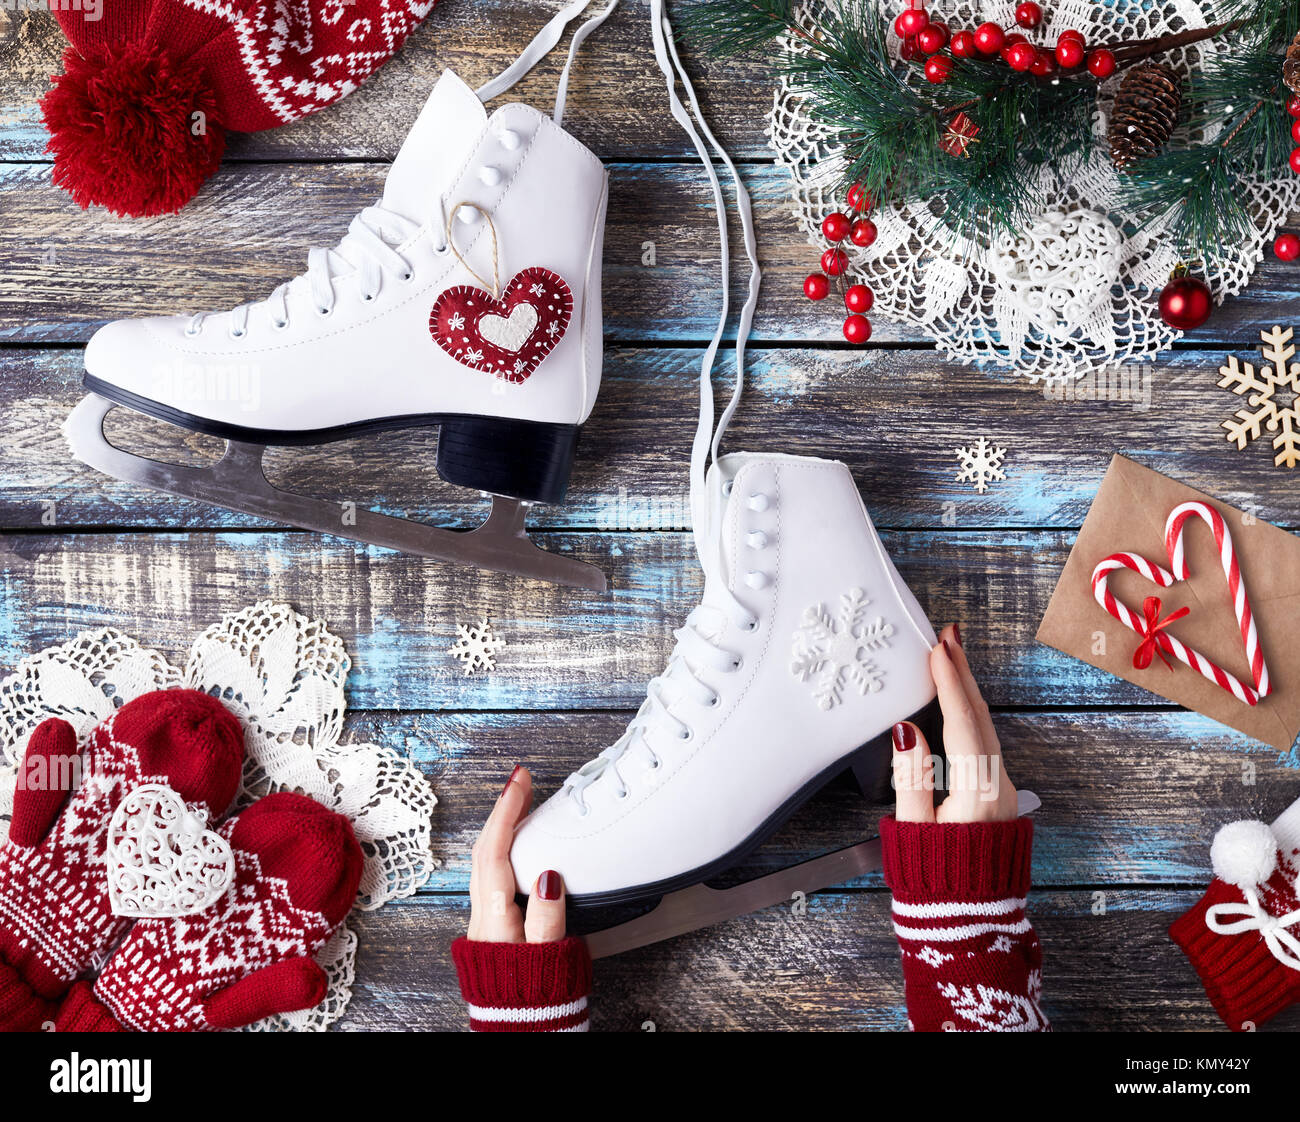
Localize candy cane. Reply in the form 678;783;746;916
1165;501;1271;700
1091;552;1262;707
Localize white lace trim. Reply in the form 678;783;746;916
767;0;1300;381
0;601;438;1032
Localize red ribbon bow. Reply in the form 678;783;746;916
1132;596;1191;671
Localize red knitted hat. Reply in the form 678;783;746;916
41;0;439;218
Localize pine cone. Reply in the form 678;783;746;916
1285;30;1300;95
1108;62;1182;172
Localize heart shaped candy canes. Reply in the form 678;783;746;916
107;784;235;918
1090;501;1273;707
429;267;573;384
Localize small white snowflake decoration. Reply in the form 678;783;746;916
954;436;1008;494
1217;326;1300;469
790;587;894;710
449;619;506;676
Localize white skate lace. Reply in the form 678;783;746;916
560;0;762;814
184;206;440;338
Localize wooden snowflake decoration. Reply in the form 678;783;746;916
1217;326;1300;469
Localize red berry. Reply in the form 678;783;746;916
950;29;977;58
845;284;874;313
1289;95;1300;117
893;12;911;37
1274;233;1300;261
1030;49;1055;77
1290;148;1300;174
1087;49;1116;78
900;34;921;60
1003;31;1027;46
897;7;929;36
843;314;872;344
1015;2;1043;29
1059;29;1085;45
1291;118;1300;145
1006;41;1036;71
1055;37;1085;68
916;20;949;53
924;54;953;83
850;218;878;247
973;22;1004;54
846;182;873;212
804;273;830;301
822;211;851;241
821;248;849;276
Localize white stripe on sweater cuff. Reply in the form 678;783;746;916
891;896;1027;919
467;996;588;1024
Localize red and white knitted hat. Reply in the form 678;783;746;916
41;0;439;218
1170;797;1300;1030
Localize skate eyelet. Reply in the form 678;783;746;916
361;293;375;303
316;306;333;317
478;165;503;187
747;493;770;512
185;327;199;337
731;657;744;672
434;244;450;256
679;728;693;742
707;694;720;708
229;328;245;338
615;787;628;799
746;530;768;549
400;270;414;283
272;319;288;330
497;128;521;150
722;481;734;496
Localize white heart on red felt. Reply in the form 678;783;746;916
107;784;234;918
429;267;573;384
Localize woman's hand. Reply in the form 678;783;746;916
892;624;1019;824
467;765;568;943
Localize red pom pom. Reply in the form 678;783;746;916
1015;2;1043;29
850;218;878;246
41;42;225;218
1289;95;1300;117
916;21;949;53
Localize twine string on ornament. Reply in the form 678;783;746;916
445;202;502;299
1207;889;1300;972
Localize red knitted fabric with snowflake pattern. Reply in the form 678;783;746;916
880;817;1048;1032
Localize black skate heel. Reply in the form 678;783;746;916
847;696;945;803
436;416;581;505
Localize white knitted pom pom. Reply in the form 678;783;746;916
1211;820;1278;888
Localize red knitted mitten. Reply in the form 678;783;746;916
56;792;362;1032
1171;809;1300;1031
451;937;592;1031
0;690;244;1030
881;817;1048;1032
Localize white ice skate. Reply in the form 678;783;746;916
65;2;619;589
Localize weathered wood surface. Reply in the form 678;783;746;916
1;347;1294;533
0;527;1263;712
4;157;1300;347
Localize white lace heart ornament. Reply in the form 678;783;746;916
107;784;235;918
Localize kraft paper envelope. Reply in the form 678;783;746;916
1037;455;1300;752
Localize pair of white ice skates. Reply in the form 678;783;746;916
66;1;955;953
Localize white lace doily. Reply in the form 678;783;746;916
768;0;1300;380
0;601;438;1032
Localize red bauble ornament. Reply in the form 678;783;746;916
1290;147;1300;174
821;248;849;276
1055;37;1085;68
845;284;874;313
1158;275;1212;331
1289;94;1300;117
1274;233;1300;261
924;55;953;84
1015;2;1043;29
822;211;851;241
846;182;872;212
1087;49;1116;78
1006;41;1036;71
897;7;929;36
804;273;830;301
1291;118;1300;145
850;218;878;246
973;22;1005;54
843;314;872;343
916;20;950;53
1030;50;1055;77
950;29;977;57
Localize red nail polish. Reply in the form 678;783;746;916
538;870;563;901
942;639;954;661
952;623;962;647
499;764;521;799
892;722;916;751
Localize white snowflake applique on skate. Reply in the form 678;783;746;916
790;588;894;710
954;436;1007;494
449;620;506;676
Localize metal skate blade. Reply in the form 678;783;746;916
584;789;1041;959
65;395;607;591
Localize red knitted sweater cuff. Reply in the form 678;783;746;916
0;958;54;1032
53;981;127;1032
451;936;592;1032
1170;880;1300;1031
880;817;1034;903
